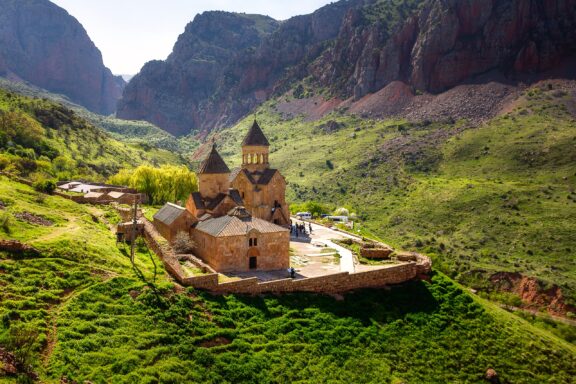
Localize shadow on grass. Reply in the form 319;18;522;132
199;278;439;326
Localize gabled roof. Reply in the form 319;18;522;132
190;189;244;214
198;144;230;174
194;212;288;237
242;120;269;146
230;168;279;186
228;189;244;205
257;169;278;185
107;191;125;199
190;192;205;210
205;193;227;211
154;202;187;225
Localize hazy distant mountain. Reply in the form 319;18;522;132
0;0;125;115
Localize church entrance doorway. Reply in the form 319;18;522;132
249;256;257;269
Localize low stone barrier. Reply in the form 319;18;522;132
360;247;394;259
135;210;432;294
195;263;422;294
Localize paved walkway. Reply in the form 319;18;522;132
290;219;361;274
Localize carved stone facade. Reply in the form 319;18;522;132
229;121;290;226
155;121;290;272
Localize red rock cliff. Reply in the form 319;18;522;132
0;0;124;114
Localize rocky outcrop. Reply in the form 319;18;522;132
0;0;124;114
119;0;576;135
318;0;576;98
117;2;365;136
490;272;576;316
0;239;39;256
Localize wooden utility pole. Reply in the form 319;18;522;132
130;195;138;265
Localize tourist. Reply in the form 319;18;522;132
290;267;296;278
309;222;312;233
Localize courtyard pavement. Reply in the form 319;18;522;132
225;218;401;282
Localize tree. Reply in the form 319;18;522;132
109;165;198;205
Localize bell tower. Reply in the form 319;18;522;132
242;120;270;172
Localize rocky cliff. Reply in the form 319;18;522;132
119;0;576;135
117;2;364;136
317;0;576;99
0;0;124;115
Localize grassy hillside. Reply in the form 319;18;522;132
212;82;576;308
0;88;184;182
0;176;164;381
1;176;575;382
0;78;186;153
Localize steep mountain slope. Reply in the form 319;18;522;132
0;89;182;182
1;180;575;382
119;0;576;136
117;1;367;136
315;0;576;98
209;79;576;314
0;0;124;115
117;12;281;136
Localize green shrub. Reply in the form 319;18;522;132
0;211;11;233
33;179;56;194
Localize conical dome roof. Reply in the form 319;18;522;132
242;120;270;146
198;144;230;174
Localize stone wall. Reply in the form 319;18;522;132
136;209;431;295
182;262;423;294
360;248;394;259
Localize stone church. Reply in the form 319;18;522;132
154;121;290;272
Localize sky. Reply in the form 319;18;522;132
50;0;335;76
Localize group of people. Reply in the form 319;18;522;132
290;221;312;238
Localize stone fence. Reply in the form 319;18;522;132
122;208;432;295
172;258;430;294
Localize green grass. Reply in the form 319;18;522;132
45;273;576;383
0;88;183;182
0;177;165;380
0;77;188;154
1;177;575;382
211;85;576;307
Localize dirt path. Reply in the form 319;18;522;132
32;215;80;243
500;304;576;327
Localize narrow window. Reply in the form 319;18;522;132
253;238;258;246
249;238;253;247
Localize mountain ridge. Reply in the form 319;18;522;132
0;0;124;115
118;0;576;136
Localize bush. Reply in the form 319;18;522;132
33;179;56;194
172;232;196;254
0;211;11;233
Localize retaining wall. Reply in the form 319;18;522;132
135;210;432;295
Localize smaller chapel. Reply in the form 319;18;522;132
153;121;290;272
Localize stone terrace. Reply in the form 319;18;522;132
134;208;431;294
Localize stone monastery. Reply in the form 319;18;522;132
153;121;290;272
